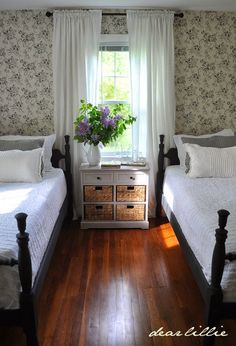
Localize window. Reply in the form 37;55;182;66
98;35;132;159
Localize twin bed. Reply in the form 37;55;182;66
0;135;72;346
157;131;236;345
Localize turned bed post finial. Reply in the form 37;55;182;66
218;209;230;230
15;212;27;234
15;212;32;294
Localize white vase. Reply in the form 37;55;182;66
87;144;101;166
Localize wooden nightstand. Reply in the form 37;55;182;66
80;163;149;229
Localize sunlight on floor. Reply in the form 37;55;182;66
159;223;179;249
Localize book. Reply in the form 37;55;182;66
101;160;121;168
121;160;146;167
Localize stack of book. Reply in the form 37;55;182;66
101;161;121;168
121;160;146;167
101;160;146;168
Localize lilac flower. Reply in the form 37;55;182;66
78;119;91;136
100;106;110;117
114;114;123;121
101;117;116;129
108;119;116;128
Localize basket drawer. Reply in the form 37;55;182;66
116;204;145;221
84;204;113;220
116;185;146;202
84;185;113;202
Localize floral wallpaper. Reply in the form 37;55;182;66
174;11;236;134
102;10;127;34
0;10;235;136
0;10;53;135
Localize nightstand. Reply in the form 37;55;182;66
80;163;149;229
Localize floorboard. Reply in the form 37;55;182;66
0;219;235;345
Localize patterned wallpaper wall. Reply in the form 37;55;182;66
0;10;53;135
174;11;236;134
0;10;235;135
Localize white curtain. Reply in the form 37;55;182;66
53;10;102;217
127;10;175;216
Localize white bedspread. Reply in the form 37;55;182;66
0;168;66;309
162;165;236;302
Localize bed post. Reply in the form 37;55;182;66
15;213;39;346
204;209;230;346
64;135;73;220
51;135;73;219
156;135;165;217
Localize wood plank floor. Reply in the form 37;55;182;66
0;219;236;346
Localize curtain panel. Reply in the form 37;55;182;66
127;10;176;216
53;10;102;217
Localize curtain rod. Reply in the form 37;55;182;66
46;11;184;18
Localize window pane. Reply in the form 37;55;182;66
100;51;115;75
102;127;132;156
116;52;129;76
116;77;130;101
102;77;115;101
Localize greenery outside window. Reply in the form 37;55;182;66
98;35;132;159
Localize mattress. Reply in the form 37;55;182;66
162;165;236;302
0;168;67;309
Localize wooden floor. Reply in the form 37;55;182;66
0;219;236;346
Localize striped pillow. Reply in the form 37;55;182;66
182;136;236;172
173;129;234;168
183;143;236;178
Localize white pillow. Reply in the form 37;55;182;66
173;129;234;168
0;134;56;171
0;148;43;183
183;143;236;178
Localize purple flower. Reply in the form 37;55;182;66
100;106;110;117
114;114;123;121
77;119;91;136
108;119;116;128
101;117;116;129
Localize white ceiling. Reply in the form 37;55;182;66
0;0;236;11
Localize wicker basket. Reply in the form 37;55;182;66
116;204;145;221
116;185;146;202
84;204;113;220
84;185;113;202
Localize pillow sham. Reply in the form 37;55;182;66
183;143;236;178
0;139;44;151
182;136;236;172
0;134;56;171
0;148;43;183
173;129;234;168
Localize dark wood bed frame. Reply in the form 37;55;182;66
157;134;236;346
0;135;73;346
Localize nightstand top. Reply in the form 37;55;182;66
80;163;150;172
